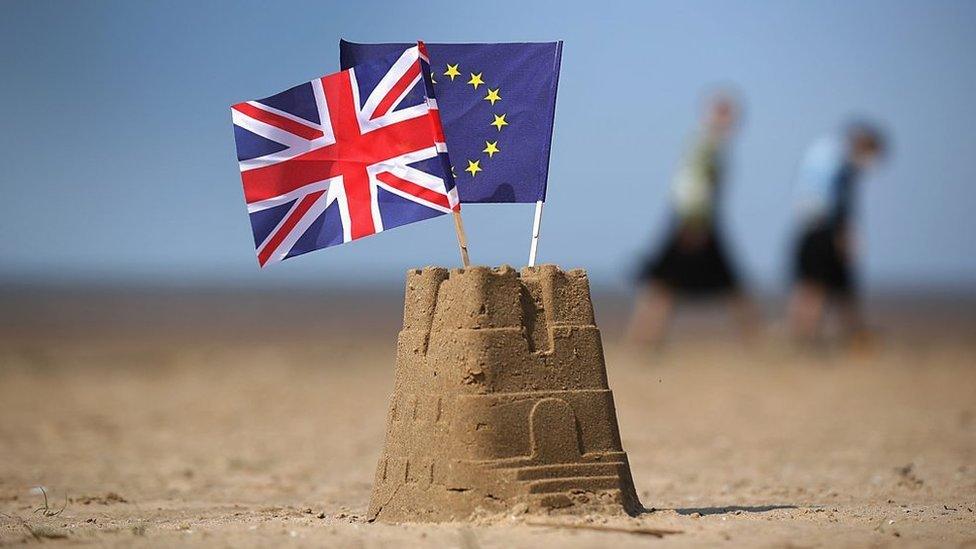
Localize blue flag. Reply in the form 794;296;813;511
341;41;562;203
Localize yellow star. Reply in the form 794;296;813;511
465;159;482;177
444;64;461;81
490;113;508;131
483;141;500;158
483;88;501;106
467;72;484;90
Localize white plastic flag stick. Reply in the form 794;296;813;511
453;211;471;267
527;200;544;267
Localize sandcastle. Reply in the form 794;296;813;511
368;264;642;522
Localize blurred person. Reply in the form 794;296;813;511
626;92;757;347
788;121;887;347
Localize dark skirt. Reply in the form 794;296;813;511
794;226;853;295
637;224;740;296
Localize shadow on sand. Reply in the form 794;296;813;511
669;505;798;516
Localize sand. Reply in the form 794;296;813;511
0;284;974;547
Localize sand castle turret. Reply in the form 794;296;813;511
368;265;642;522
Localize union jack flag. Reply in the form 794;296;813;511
231;43;458;267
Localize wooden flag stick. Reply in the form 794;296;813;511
527;200;544;267
452;211;471;267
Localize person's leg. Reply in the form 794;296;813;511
837;292;874;352
625;281;674;347
729;291;761;342
789;281;826;344
832;251;874;350
837;294;864;332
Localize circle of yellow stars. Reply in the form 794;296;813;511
439;62;507;178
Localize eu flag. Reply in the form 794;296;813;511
340;41;562;203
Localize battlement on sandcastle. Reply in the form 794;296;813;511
369;264;642;522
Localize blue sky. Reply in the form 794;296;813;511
2;1;974;290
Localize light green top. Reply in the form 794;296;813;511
670;134;723;228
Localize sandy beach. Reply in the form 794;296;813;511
1;287;974;547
